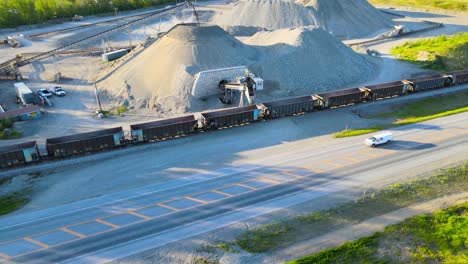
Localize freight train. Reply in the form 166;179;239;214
1;69;467;169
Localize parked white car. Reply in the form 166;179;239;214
37;88;52;98
48;86;66;96
364;132;393;147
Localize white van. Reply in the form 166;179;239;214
364;132;393;147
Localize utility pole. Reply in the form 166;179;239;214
127;29;132;51
94;83;103;113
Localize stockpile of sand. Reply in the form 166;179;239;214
302;0;394;38
101;24;376;113
246;27;376;93
100;24;259;113
214;0;320;35
214;0;393;38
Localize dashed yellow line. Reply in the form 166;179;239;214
126;210;151;220
211;190;234;197
259;177;282;184
23;237;49;249
59;227;87;239
0;253;11;260
281;171;306;178
300;165;326;173
184;196;209;205
340;156;360;162
236;183;257;190
156;203;179;212
322;161;343;167
95;219;120;229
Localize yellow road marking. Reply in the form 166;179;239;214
23;237;48;249
157;203;179;211
259;177;282;184
59;228;87;239
0;253;11;260
322;161;343;167
300;165;326;173
211;190;234;197
341;156;360;162
236;183;257;190
95;219;120;229
282;171;306;178
126;210;151;220
184;196;209;204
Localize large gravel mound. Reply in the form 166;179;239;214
100;24;377;114
303;0;394;38
214;0;393;38
246;27;377;93
214;0;319;32
101;24;258;112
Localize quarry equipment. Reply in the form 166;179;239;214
219;70;264;106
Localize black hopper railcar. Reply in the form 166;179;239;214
46;127;125;158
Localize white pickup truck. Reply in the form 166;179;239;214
364;132;393;147
48;86;66;96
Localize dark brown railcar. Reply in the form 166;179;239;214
201;105;262;129
261;95;321;119
406;74;451;91
0;141;39;169
317;88;368;108
448;69;468;85
364;80;406;100
130;115;198;142
46;127;124;158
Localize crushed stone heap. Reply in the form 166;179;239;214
214;0;393;38
302;0;394;38
100;24;377;114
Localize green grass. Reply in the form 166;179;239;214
235;163;468;253
0;189;31;215
101;105;128;116
369;0;468;11
391;33;468;72
333;127;384;138
333;91;468;138
287;202;468;264
0;117;22;139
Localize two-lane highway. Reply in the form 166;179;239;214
1;113;467;263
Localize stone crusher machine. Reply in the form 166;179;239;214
218;70;264;107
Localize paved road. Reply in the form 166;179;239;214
1;113;467;263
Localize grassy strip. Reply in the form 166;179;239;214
369;0;467;11
391;33;468;72
333;127;384;138
395;106;468;125
288;202;468;264
0;189;31;215
333;92;468;138
235;163;468;253
0;117;22;139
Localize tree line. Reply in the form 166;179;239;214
0;0;176;29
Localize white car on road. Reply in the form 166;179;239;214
37;88;52;98
364;132;393;147
48;86;66;96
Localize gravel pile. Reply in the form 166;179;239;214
303;0;394;38
214;0;393;38
100;24;377;114
214;0;320;35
